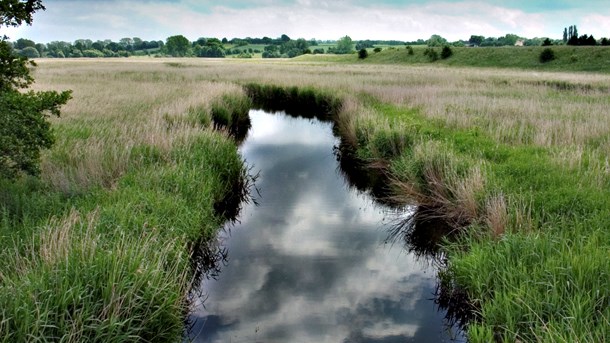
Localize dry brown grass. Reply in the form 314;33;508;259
32;59;244;192
31;58;609;195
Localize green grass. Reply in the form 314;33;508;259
354;101;609;342
3;59;608;341
240;83;609;341
0;108;250;341
295;45;610;73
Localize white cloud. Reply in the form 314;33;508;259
3;1;609;42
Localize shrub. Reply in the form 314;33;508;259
373;47;382;53
539;48;556;63
358;48;368;59
406;45;414;55
441;46;453;59
423;47;439;62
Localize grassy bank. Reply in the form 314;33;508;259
296;45;610;73
241;79;609;342
4;58;609;341
0;62;251;341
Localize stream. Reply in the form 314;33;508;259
186;110;463;342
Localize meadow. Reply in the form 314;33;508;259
297;45;610;73
1;56;608;341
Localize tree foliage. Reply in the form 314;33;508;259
426;34;447;47
333;35;354;54
164;35;191;57
1;0;71;178
0;0;44;27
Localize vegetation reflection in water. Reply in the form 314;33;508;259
186;110;464;342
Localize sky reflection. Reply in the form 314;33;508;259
187;110;458;343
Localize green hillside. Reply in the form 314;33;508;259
296;45;610;73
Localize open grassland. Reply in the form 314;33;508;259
2;58;609;341
297;45;610;73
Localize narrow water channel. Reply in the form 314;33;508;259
187;110;462;342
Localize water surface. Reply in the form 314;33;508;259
187;110;459;342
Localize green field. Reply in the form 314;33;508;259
1;56;609;341
296;45;610;73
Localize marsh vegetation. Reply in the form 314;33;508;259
1;58;608;341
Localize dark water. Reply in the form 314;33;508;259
187;110;463;342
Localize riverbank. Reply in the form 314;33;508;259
0;63;251;341
244;80;610;342
1;59;608;341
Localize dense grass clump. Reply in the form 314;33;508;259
208;93;252;138
0;131;248;342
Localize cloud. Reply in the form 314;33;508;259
186;110;445;342
3;1;609;43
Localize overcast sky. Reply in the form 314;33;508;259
3;0;610;43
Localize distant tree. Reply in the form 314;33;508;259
567;25;579;45
1;0;72;178
563;27;568;43
542;38;552;46
18;46;39;57
355;40;374;50
34;42;45;55
358;48;368;59
469;35;484;46
335;35;354;54
119;37;133;50
280;34;291;42
601;38;610;46
14;37;35;49
426;34;447;47
164;35;191;57
132;37;142;47
91;41;105;51
106;41;120;52
502;34;520;46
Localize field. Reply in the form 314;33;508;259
297;45;610;73
1;57;609;341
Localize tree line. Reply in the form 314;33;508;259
8;28;610;60
563;25;609;46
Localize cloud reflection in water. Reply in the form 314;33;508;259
187;110;455;342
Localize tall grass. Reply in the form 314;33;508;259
1;60;252;341
6;58;609;341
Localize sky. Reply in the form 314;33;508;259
3;0;610;43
